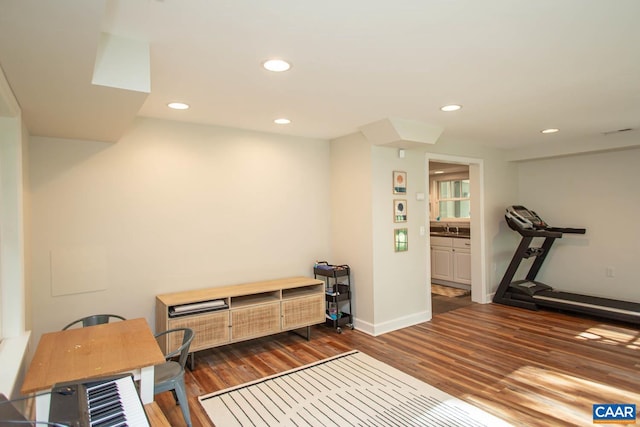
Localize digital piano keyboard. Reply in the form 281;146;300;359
49;375;150;427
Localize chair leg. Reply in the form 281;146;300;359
173;381;192;427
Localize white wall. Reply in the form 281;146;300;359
329;131;518;335
516;147;640;303
28;118;332;342
0;117;25;337
330;133;374;326
35;111;634;345
371;145;429;332
0;66;31;401
330;134;432;335
0;119;31;400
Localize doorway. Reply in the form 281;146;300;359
431;285;473;315
429;161;472;314
425;154;486;317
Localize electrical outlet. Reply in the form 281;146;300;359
605;267;615;278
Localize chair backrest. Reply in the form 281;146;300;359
62;314;126;330
155;328;194;369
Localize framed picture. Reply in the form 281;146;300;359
393;199;407;222
394;228;408;252
393;171;407;194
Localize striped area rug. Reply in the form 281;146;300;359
198;350;511;426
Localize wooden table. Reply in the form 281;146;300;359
21;318;165;421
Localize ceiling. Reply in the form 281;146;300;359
1;0;639;151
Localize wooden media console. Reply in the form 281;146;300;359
155;276;325;366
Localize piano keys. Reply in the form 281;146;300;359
49;375;150;427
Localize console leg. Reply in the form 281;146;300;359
290;326;312;341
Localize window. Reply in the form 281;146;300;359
436;179;470;219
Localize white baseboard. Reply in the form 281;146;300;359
353;311;431;337
352;295;496;337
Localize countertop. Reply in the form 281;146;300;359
430;231;470;239
430;225;471;239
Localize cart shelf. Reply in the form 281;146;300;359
314;261;354;334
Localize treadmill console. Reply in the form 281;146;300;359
505;205;548;230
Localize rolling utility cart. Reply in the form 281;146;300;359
314;261;353;333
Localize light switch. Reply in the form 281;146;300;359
420;226;425;236
416;192;425;201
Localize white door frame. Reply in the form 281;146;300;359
425;153;487;305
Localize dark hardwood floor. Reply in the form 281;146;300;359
157;304;640;427
431;292;474;315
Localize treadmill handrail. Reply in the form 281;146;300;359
506;216;562;238
547;226;586;234
518;228;562;238
505;215;585;238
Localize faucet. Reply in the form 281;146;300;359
445;224;449;233
455;226;459;234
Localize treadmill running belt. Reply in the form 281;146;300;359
535;290;640;318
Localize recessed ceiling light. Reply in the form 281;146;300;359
541;128;559;134
440;104;462;112
168;102;189;110
263;59;291;72
274;118;291;125
434;170;445;174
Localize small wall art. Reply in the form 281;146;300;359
394;228;408;252
393;199;407;222
393;171;407;194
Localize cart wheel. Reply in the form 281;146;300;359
337;327;343;334
347;323;354;330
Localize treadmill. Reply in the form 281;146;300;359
493;205;640;325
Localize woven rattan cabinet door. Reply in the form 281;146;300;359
281;294;325;330
230;302;280;341
168;310;230;351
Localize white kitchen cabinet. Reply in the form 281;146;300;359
430;236;471;286
431;245;453;281
452;238;471;285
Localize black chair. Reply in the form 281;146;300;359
62;314;126;330
154;328;194;427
